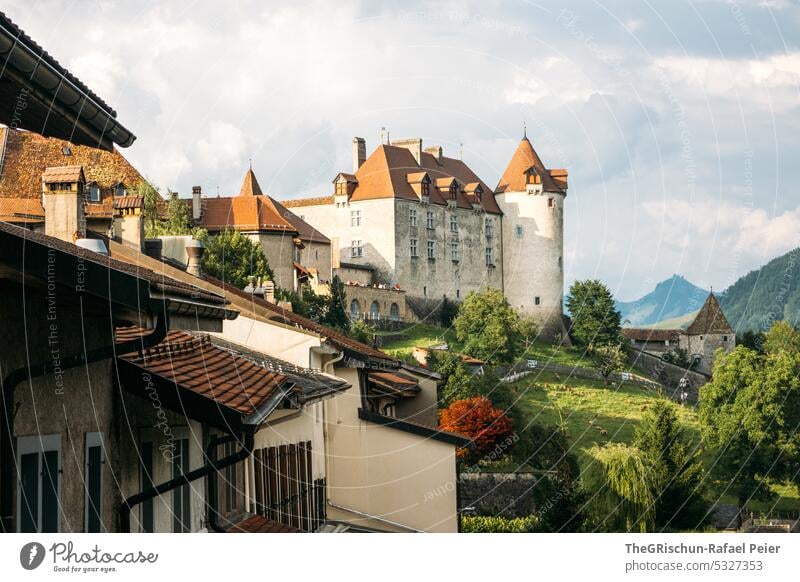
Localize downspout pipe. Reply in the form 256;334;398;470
118;430;254;533
0;310;168;533
206;434;237;533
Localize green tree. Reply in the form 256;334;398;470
762;320;800;357
634;400;708;530
197;229;274;289
132;179;162;237
566;279;622;348
454;288;525;365
698;345;786;506
322;276;349;331
595;343;626;385
162;190;194;235
584;443;657;532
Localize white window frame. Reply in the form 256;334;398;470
451;241;460;262
410;238;418;258
409;208;418;227
449;214;458;233
427;240;435;260
485;217;493;239
350;240;363;258
16;434;61;533
485;246;493;266
350;209;362;227
87;183;100;202
515;225;523;238
426;211;434;230
84;432;105;532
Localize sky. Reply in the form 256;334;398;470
7;0;800;300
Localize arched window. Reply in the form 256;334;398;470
390;303;399;321
370;301;380;320
350;299;360;316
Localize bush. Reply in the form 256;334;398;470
461;515;541;533
454;288;526;365
439;396;514;459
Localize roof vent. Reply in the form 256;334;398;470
75;238;108;256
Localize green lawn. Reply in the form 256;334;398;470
501;371;800;513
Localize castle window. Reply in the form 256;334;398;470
723;336;728;342
426;211;434;230
450;214;458;233
421;181;430;196
336;182;347;196
456;289;460;299
485;247;493;266
427;240;435;260
423;286;427;297
451;241;460;262
370;301;380;320
350;209;361;227
485;217;493;239
86;183;100;202
548;197;555;208
61;146;72;156
410;238;418;257
515;225;523;238
350;299;360;316
409;208;417;227
390;303;400;321
350;240;363;258
534;296;541;306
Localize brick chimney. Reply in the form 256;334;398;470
391;138;423;165
42;165;86;242
352;137;366;173
185;239;204;277
192;186;202;221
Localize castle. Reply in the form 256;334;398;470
283;134;568;339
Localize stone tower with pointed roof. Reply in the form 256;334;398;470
678;292;735;374
495;134;568;341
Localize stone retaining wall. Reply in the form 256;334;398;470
459;472;539;518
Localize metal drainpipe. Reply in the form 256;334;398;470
321;351;344;520
206;434;237;533
0;310;168;533
119;430;254;533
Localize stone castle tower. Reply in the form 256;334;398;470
495;134;568;341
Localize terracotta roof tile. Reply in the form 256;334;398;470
0;197;44;222
239;168;263;197
281;195;334;208
622;328;681;342
228;515;300;533
112;195;144;210
686;293;734;335
495;136;566;194
41;165;84;183
0;128;144;201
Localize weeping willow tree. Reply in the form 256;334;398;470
584;443;657;532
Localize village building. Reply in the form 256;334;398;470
623;292;736;375
282;134;568;339
191;168;332;292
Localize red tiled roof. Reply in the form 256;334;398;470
199;195;297;233
112;195;144;210
281;195;334;208
41;165;84;183
686;293;734;335
0;197;44;222
368;371;420;393
495;136;566;195
228;515;299;533
622;328;681;342
118;328;285;414
0;128;145;201
270;197;330;244
239;168;263;196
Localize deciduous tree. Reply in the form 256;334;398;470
566;279;622;348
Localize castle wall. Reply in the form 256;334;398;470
247;232;297;291
392;199;503;303
497;188;565;340
679;333;735;375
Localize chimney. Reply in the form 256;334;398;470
113;199;145;251
192;186;202;221
391;138;422;165
352;137;366;173
185;239;204;278
263;279;276;304
424;145;443;165
143;238;163;260
42;165;86;243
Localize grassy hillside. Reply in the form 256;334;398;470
502;371;800;512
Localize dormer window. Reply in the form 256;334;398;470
114;182;126;197
61;146;72;156
86;182;100;202
421;181;429;196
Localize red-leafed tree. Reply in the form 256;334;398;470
439;396;514;458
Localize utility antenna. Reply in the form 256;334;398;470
523;118;527;139
249;156;252;170
380;127;386;144
459;142;463;160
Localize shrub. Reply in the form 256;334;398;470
453;288;525;365
461;515;541;533
439;396;514;459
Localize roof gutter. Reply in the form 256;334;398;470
0;307;168;532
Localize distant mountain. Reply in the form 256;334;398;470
616;275;709;327
718;247;800;333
